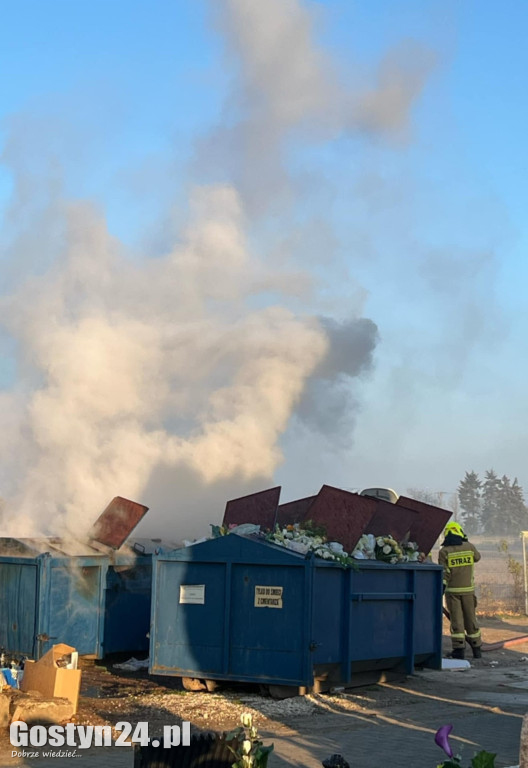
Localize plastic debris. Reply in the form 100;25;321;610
441;658;471;670
230;524;261;536
113;657;149;671
183;537;208;547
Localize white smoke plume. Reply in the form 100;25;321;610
0;0;433;539
0;189;327;538
202;0;434;213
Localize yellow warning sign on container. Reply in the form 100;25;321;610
254;585;283;608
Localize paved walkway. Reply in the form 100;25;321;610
264;702;522;767
1;706;522;768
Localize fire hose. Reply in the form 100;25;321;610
442;606;528;652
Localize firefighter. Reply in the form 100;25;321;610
438;521;482;660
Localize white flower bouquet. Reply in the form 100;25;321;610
226;713;274;768
351;533;377;560
266;523;354;565
375;535;403;564
211;519;426;566
372;536;426;564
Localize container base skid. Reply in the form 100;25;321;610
153;654;438;697
311;655;439;692
290;667;408;697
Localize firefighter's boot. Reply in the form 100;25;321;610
472;646;482;659
449;648;465;660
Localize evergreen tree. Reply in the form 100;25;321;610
481;469;502;534
500;476;528;534
457;471;481;534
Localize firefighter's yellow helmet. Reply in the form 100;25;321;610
444;521;465;538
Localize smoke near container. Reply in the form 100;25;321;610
0;0;433;540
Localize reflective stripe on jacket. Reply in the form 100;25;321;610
438;542;481;593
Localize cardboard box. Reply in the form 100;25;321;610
21;644;81;713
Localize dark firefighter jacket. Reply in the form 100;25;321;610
438;537;481;594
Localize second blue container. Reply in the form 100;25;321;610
149;534;443;688
0;542;152;659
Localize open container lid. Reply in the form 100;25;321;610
223;487;281;530
221;484;451;555
90;496;149;549
396;495;452;555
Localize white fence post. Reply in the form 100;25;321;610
522;531;528;616
520;712;528;767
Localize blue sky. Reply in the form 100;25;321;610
1;0;528;527
2;0;525;260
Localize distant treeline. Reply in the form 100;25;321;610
407;471;528;535
456;470;528;535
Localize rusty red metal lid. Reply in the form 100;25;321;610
90;496;149;549
396;496;452;554
365;501;419;542
223;487;281;530
308;485;377;553
276;496;317;527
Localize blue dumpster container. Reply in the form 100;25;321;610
0;539;152;659
149;534;443;688
103;557;153;655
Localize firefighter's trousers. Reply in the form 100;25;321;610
445;592;481;650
